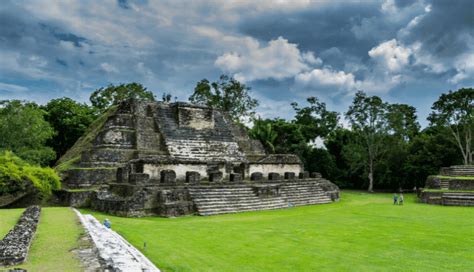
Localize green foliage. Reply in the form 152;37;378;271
428;88;473;164
90;82;155;113
248;118;278;153
42;98;97;161
0;100;55;166
0;151;60;198
291;96;339;141
189;75;259;122
87;192;474;272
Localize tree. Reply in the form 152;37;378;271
291;97;339;142
345;91;388;192
0;100;55;166
428;88;473;165
189;75;259;122
42;98;97;161
90;83;155;113
248;118;278;153
386;104;420;141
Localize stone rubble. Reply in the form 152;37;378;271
0;206;41;267
74;209;160;272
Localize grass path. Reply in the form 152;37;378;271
86;191;474;272
1;207;84;272
0;208;24;239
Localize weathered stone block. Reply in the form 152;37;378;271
268;172;280;180
299;171;310;179
129;173;150;184
186;171;201;184
284;172;295;180
229;173;242;182
250;172;263;181
311;172;322;178
160;170;176;183
209;171;223;182
0;206;41;267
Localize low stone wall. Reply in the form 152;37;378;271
0;206;41;267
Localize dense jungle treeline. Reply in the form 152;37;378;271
0;76;472;194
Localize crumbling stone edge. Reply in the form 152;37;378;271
0;206;41;267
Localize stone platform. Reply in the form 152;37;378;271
420;165;474;207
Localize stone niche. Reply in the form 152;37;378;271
177;105;214;130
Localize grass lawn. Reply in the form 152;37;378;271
0;208;24;238
0;207;84;272
85;191;474;272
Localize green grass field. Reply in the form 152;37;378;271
85;192;474;272
1;192;473;271
0;207;83;272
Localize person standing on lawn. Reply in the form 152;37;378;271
393;193;398;205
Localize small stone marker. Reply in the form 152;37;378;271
250;172;263;181
209;171;223;182
268;172;280;181
284;172;295;180
299;171;310;179
229;173;242;182
186;171;200;184
160;170;176;184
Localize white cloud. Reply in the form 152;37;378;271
368;39;412;72
295;67;358;92
100;62;119;73
449;53;474;84
0;82;29;92
215;36;316;82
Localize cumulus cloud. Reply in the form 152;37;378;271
215;37;317;82
295;68;358;92
449;53;474;84
368;39;412;72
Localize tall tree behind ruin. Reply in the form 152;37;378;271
90;83;156;113
345;91;388;192
428;88;473;165
189;75;259;123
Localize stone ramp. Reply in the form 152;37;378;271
74;209;160;272
189;181;334;216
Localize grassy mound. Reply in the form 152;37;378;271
86;191;474;272
55;105;117;172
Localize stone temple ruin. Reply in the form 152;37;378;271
420;165;474;206
58;100;339;217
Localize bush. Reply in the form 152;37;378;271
0;151;60;198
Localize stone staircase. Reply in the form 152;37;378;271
441;165;474;176
188;186;288;215
440;180;450;190
188;181;334;216
151;104;246;162
442;192;474;206
280;181;333;206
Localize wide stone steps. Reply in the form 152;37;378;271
189;181;334;215
440;180;450;190
441;192;474;206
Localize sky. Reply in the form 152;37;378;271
0;0;473;126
